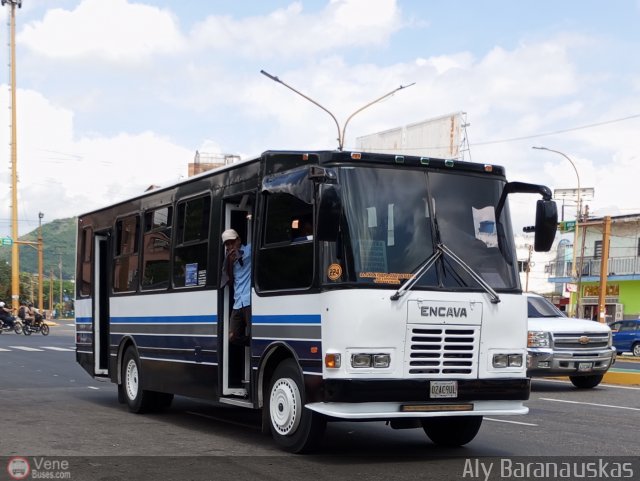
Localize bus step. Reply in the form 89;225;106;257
219;397;253;408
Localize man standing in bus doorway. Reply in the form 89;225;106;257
221;229;252;384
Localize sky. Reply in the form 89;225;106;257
0;0;639;238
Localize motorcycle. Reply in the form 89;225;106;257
23;319;49;336
0;317;23;335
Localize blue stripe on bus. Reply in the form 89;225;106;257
252;314;321;324
110;315;217;324
76;317;92;324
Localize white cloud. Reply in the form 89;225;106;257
0;86;191;236
18;0;185;62
190;0;402;58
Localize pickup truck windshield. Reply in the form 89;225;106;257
528;296;566;318
322;166;519;290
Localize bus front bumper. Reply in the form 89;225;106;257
305;400;528;419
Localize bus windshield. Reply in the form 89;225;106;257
322;166;519;290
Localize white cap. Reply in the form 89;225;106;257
0;301;4;307
221;229;239;243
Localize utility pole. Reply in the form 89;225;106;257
597;216;612;324
4;0;22;310
59;253;63;316
49;268;53;313
38;212;44;310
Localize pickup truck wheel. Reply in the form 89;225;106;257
632;342;640;357
569;374;603;389
421;416;483;446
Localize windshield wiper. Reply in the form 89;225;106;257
390;249;442;301
439;243;501;304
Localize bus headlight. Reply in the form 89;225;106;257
350;353;391;368
508;354;523;367
373;354;391;368
351;353;372;368
492;353;523;368
528;331;550;348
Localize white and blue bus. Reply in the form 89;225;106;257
75;150;557;452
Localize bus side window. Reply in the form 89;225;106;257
113;215;140;293
173;195;211;288
80;226;93;297
256;193;313;291
141;207;172;290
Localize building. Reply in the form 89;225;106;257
188;151;240;177
547;213;640;322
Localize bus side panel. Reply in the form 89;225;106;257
75;297;95;377
251;293;324;398
109;291;220;400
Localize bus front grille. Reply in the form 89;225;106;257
405;326;479;377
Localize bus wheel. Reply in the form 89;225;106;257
267;359;325;453
122;348;153;413
421;416;483;446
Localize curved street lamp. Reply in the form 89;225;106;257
261;70;415;151
532;146;582;317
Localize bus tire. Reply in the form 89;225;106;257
267;359;325;453
421;416;483;446
569;374;603;389
122;348;154;413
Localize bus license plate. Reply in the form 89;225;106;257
430;381;458;399
577;362;593;372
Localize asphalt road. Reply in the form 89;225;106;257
1;324;639;481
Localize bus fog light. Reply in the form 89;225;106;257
373;354;390;368
493;354;508;368
325;353;341;369
508;354;523;367
351;354;372;368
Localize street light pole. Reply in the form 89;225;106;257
260;70;415;151
532;146;582;317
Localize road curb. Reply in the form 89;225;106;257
603;370;640;386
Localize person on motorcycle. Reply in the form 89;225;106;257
18;301;35;327
0;301;15;328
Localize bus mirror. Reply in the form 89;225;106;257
317;186;341;241
534;199;557;252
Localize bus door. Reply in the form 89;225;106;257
93;233;110;377
220;197;253;398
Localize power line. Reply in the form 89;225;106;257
472;114;640;147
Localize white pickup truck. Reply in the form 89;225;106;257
526;294;616;388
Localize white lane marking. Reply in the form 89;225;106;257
41;346;75;351
540;397;640;412
8;346;43;351
87;386;100;390
0;348;10;352
485;417;538;426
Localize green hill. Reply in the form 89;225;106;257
0;217;77;280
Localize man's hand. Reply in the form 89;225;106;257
226;247;239;263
